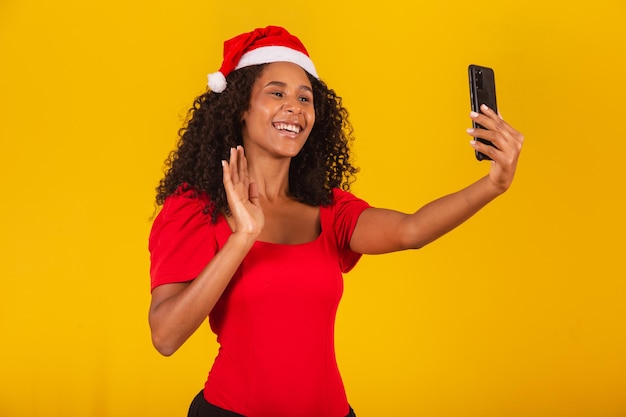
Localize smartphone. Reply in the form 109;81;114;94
468;64;498;161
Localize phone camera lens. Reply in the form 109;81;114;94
476;73;484;90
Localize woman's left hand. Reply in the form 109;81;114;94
468;104;524;193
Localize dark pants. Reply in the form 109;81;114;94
188;390;356;417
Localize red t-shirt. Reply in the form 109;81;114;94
149;187;370;417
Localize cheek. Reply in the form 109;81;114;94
242;106;264;127
308;112;316;131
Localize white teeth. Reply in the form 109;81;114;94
275;123;300;133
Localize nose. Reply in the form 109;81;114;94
283;98;302;114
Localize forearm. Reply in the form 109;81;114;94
404;174;505;248
149;232;256;356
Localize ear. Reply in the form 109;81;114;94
240;102;252;123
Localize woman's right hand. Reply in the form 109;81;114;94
222;146;265;238
149;146;264;356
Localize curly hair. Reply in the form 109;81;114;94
155;64;359;223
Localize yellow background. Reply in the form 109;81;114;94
1;0;625;416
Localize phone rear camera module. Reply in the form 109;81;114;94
476;74;484;90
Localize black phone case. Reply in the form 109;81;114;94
468;64;498;161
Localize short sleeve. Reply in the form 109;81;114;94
148;188;217;292
330;188;371;273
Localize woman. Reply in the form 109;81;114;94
148;26;523;417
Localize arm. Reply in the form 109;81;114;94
148;147;263;356
350;105;524;255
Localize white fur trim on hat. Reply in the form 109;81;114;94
235;46;318;78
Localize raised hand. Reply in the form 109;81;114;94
222;146;265;238
468;104;524;192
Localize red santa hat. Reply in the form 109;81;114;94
207;26;319;93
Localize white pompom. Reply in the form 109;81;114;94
207;71;227;93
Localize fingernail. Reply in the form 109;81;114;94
466;128;474;134
470;140;476;146
481;104;489;111
470;111;479;118
221;160;226;166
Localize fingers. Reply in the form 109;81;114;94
471;105;521;141
470;138;497;161
221;146;263;234
228;146;240;184
221;158;232;188
222;145;255;212
236;146;249;189
468;104;524;161
222;146;248;184
467;105;525;191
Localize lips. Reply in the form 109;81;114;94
273;122;301;134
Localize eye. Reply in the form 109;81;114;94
270;91;284;98
299;92;314;103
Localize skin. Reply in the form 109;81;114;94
148;62;524;356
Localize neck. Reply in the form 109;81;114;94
246;156;292;202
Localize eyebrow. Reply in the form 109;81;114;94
263;80;313;93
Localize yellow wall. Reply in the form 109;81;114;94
1;1;625;416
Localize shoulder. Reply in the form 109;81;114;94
149;184;220;290
150;184;214;242
325;187;371;227
159;183;213;219
325;188;371;272
330;188;370;209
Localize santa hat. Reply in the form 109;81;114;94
207;26;319;93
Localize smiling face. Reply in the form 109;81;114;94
241;61;315;159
